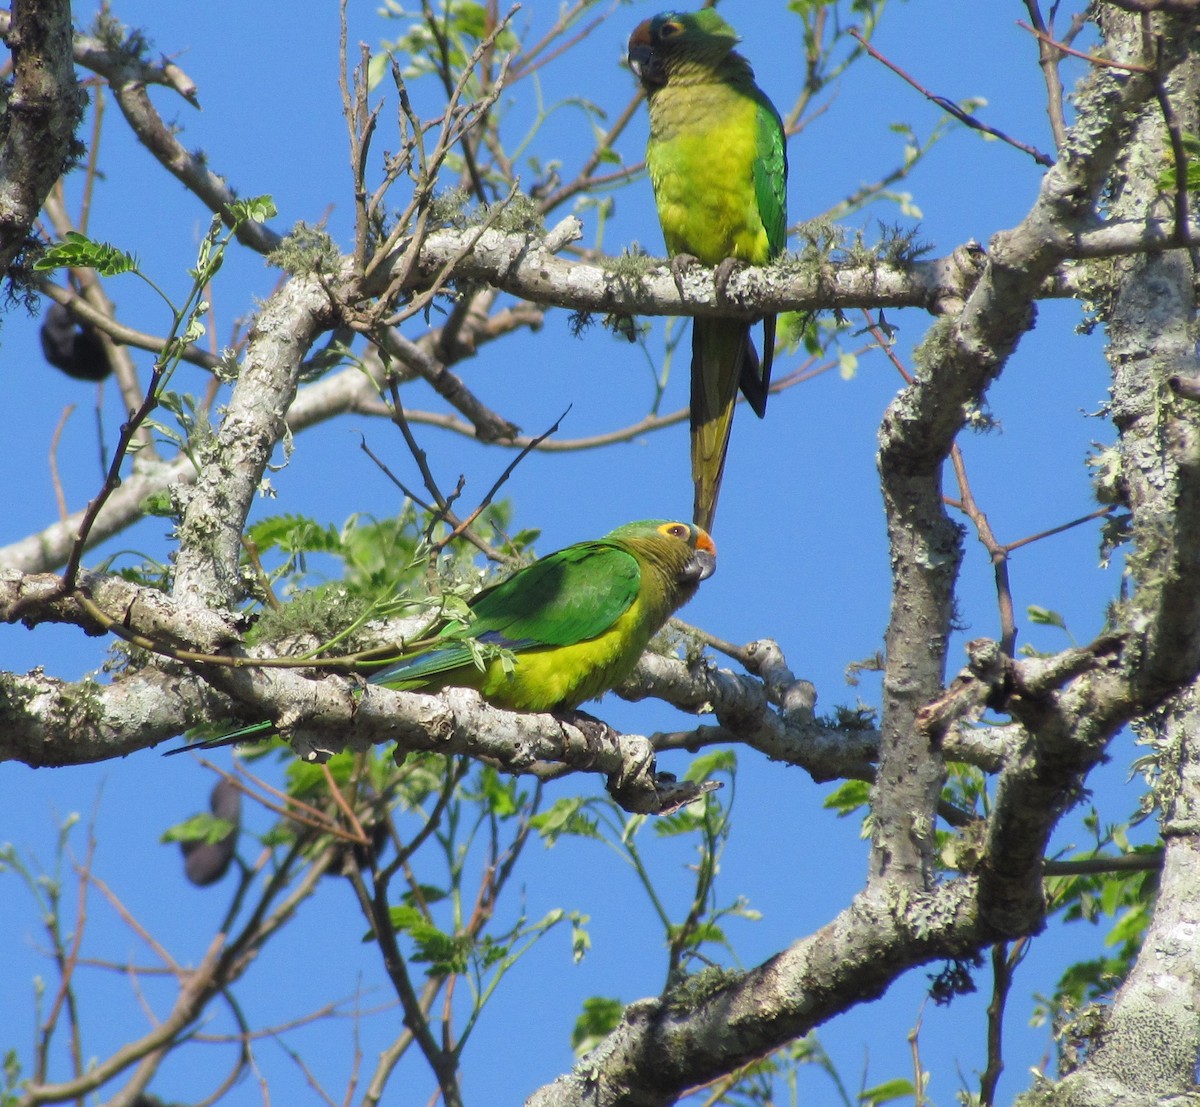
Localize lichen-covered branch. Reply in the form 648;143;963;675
0;0;81;279
171;271;346;609
527;879;995;1107
869;24;1158;895
1011;9;1200;1106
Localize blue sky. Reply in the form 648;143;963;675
1;3;1144;1104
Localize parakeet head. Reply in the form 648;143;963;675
627;11;742;90
606;519;717;582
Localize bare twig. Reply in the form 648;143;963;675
372;324;520;442
1003;506;1115;553
850;28;1055;166
432;406;571;553
1019;2;1070;148
48;404;75;521
948;447;1017;656
1015;18;1154;73
981;941;1020;1106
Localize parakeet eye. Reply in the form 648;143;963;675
662;522;690;541
658;21;683;40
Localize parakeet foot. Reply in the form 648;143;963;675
713;256;747;305
669;252;701;300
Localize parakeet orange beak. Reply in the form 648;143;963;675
691;528;717;581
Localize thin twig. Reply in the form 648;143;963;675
850;28;1055;167
1019;2;1070;149
1003;505;1115;553
980;941;1017;1106
1016;18;1155;72
948;447;1017;656
432;406;571;553
387;376;456;519
539;93;645;213
909;1004;927;1107
79;78;105;233
48;404;75;521
62;361;169;590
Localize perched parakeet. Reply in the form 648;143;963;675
169;520;716;753
628;10;787;532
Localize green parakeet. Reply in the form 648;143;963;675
628;10;788;532
169;520;716;753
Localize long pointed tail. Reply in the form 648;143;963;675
162;719;276;756
691;318;755;531
741;314;775;419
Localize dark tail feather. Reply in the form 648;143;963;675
163;719;275;756
738;315;774;419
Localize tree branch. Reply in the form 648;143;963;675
0;0;81;277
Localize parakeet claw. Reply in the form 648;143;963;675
668;252;701;300
713;256;746;305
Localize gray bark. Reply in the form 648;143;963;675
0;0;81;282
1015;10;1200;1107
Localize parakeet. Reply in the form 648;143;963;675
168;520;716;754
628;11;788;532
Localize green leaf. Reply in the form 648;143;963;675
160;813;237;846
531;797;600;844
1157;132;1200;191
653;809;707;838
1106;903;1149;948
228;194;278;224
400;884;448;909
140;489;177;517
571;996;623;1056
248;514;344;556
666;920;727;952
475;934;509;971
860;1078;917;1107
464;765;522;817
570;912;591;963
367;51;392;91
823;779;872;817
1027;605;1067;630
3;1046;23;1098
683;748;736;783
34;231;139;276
386;904;425;934
382;906;471;975
286;749;360;798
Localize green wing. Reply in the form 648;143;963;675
469;541;641;645
370;542;642;687
739;91;787;426
752;95;788;263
